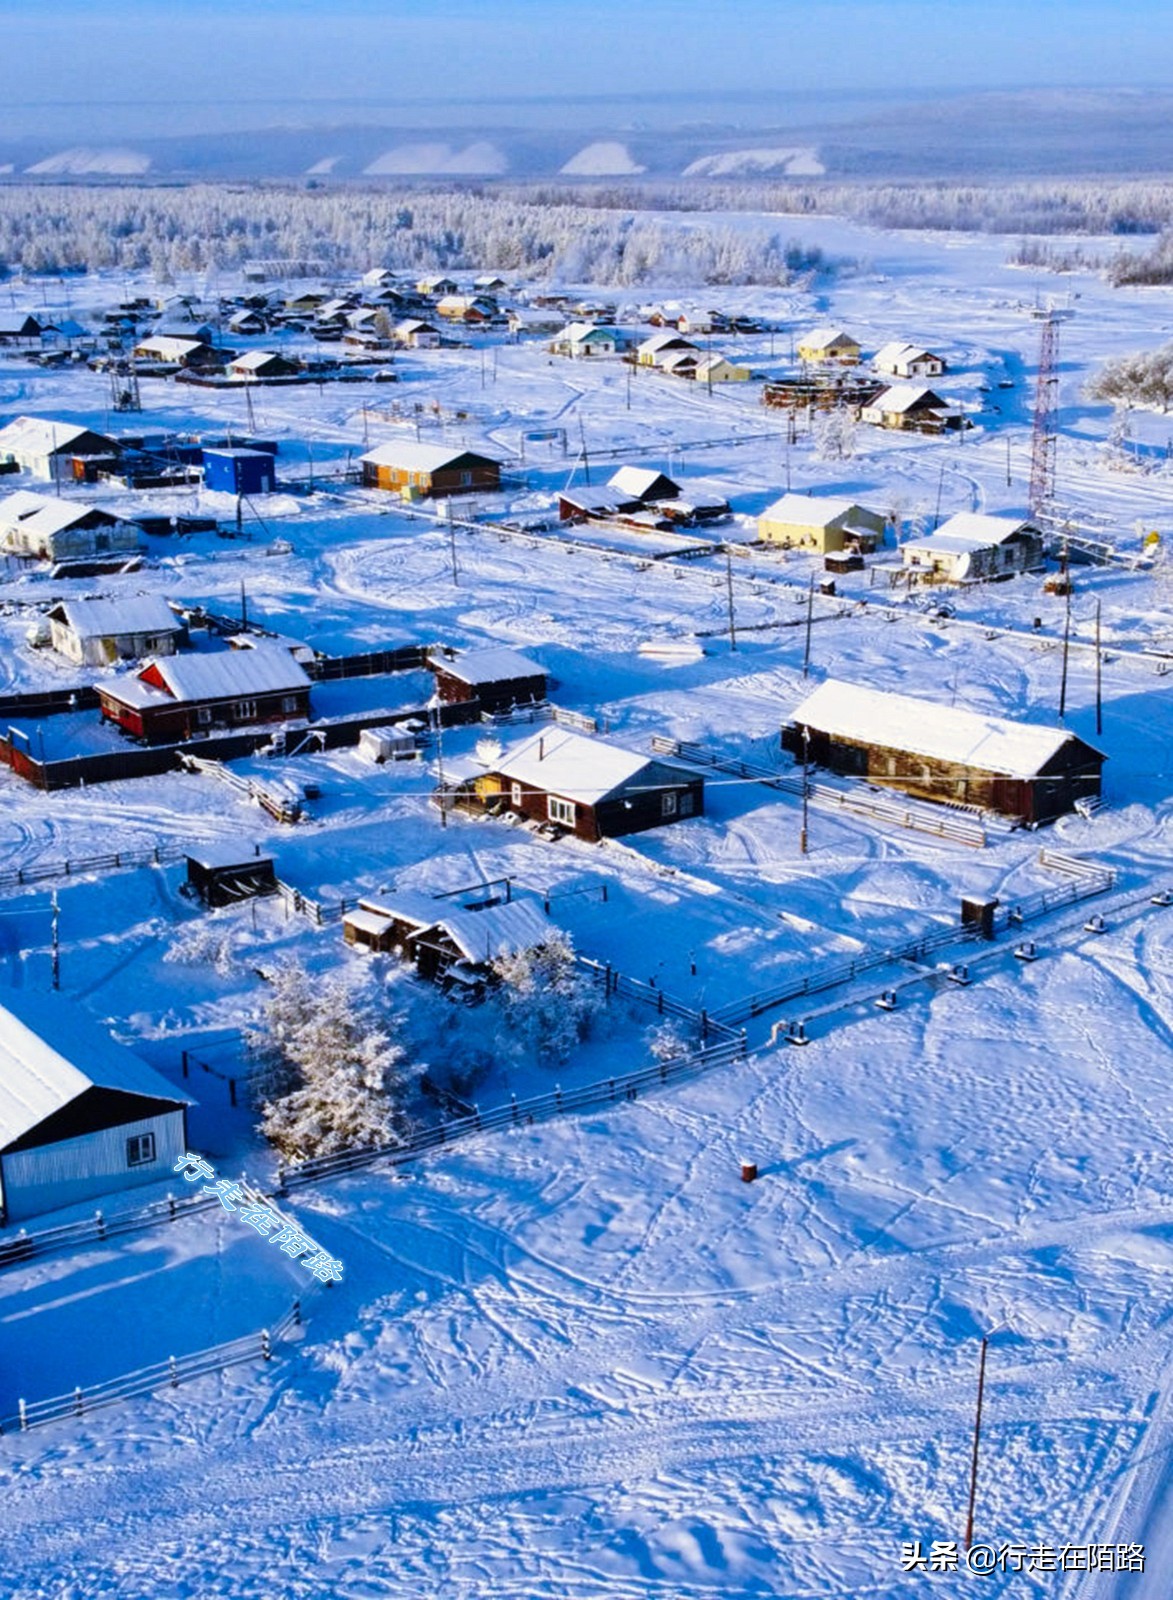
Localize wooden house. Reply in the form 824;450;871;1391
901;513;1044;582
440;727;704;842
872;341;947;379
0;416;118;481
474;274;508;293
0;312;47;344
97;642;312;744
0;991;191;1224
0;491;140;562
660;350;703;380
783;678;1104;824
132;335;216;369
227;308;268;337
637;332;697;367
344;892;553;988
435;294;497;324
428;646;548;712
394;318;441;349
607;466;680;505
417;275;459;297
757;493;886;554
227;350;300;381
797;327;861;365
550;323;622;358
360;442;501;498
46;595;187;666
860;384;963;432
694;354;751;384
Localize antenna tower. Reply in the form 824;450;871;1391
112;345;142;413
1028;311;1061;520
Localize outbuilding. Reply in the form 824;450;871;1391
360;442;501;498
46;595;188;666
0;416;118;482
344;892;553;987
0;990;191;1224
203;447;277;496
226;350;300;382
860;384;963;432
782;678;1104;824
607;465;680;504
429;646;548;712
441;726;704;841
185;846;277;907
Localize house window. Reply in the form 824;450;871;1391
548;796;576;827
460;471;472;486
661;792;678;817
511;782;523;808
281;695;299;713
235;699;257;719
126;1132;155;1167
680;791;694;816
195;707;213;726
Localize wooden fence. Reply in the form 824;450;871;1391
0;1298;305;1435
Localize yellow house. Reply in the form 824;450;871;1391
695;354;751;383
796;327;861;365
758;492;886;553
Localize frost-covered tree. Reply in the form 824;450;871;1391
491;932;601;1067
813;406;858;461
247;962;415;1159
1086;343;1173;412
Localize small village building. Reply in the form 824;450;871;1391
360;442;501;498
0;991;191;1224
202;447;277;496
441;726;704;842
653;489;732;526
550;323;621;358
757;493;886;554
607;466;680;504
394;318;441;349
474;275;508;292
362;268;397;290
227;308;268;337
417;275;459;297
660;349;704;379
429;646;548;712
637;332;697;367
693;354;750;384
797;327;862;365
507;309;565;336
0;416;118;482
185;846;277;908
132;336;215;369
46;595;187;666
901;512;1044;582
435;294;497;324
677;310;728;335
0;312;47;344
872;341;946;379
97;642;312;744
860;384;963;432
782;678;1104;824
344;892;553;988
557;487;629;523
283;288;331;316
0;490;140;562
226;350;300;381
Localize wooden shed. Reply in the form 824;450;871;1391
783;679;1104;824
185;846;277;908
46;595;188;666
360;443;501;498
428;646;549;712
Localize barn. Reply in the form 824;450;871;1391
360;442;501;498
46;595;188;666
428;646;549;712
97;642;312;743
0;491;141;563
203;447;277;496
0;416;118;482
782;679;1105;824
0;991;191;1224
441;727;704;841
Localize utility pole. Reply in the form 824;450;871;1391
725;546;737;652
240;577;248;631
433;701;448;828
800;725;810;855
964;1336;990;1550
51;891;60;991
1005;436;1012;488
802;573;815;678
1058;540;1072;724
626;362;631;411
1095;596;1103;737
448;497;458;586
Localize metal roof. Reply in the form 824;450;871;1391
432;646;545;685
49;595;182;640
760;493;869;526
464;726;682;807
360;441;500;473
429;899;552;965
0;490;122;538
0;416;114;457
102;642;310;707
788;679;1100;781
0;990;191;1153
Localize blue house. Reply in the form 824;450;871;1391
202;446;276;496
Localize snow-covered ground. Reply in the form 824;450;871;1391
2;219;1173;1596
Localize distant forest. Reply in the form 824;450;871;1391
4;179;1173;285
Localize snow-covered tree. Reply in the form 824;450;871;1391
491;932;601;1067
248;962;416;1159
813;406;858;461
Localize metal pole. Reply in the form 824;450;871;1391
448;499;458;586
51;891;59;991
1095;597;1103;737
1058;555;1072;724
964;1335;990;1550
800;725;810;855
802;574;814;678
725;547;737;652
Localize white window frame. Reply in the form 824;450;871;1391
661;791;678;817
126;1132;156;1167
548;796;576;827
511;781;523;808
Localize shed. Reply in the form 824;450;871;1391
344;892;553;986
0;991;191;1224
227;350;299;381
185;845;277;907
782;678;1105;824
757;493;886;554
360;442;501;498
132;336;214;369
429;646;548;712
46;595;187;666
203;447;277;496
441;726;703;842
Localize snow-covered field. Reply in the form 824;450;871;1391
3;217;1173;1596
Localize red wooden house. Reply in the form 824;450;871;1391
97;642;312;744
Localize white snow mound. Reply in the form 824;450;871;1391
684;146;826;178
560;142;646;176
25;147;151;176
364;142;508;176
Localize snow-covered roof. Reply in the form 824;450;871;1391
868;384;946;413
788;679;1097;780
760;493;868;526
431;647;545;685
559;488;627;516
638;332;695;354
430;899;552;965
608;466;679;501
360;441;499;472
134;336;207;361
557;322;616;344
395;318;438;335
228;349;287;371
661;350;701;371
933;512;1035;547
0;990;191;1152
344;908;396;938
873;340;939;369
103;642;310;707
800;326;858;350
0;415;113;456
49;595;182;639
472;726;667;806
0;490;121;537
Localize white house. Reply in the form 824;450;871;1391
132;335;213;368
0;416;117;481
550;322;622;358
0;990;191;1224
901;512;1044;582
872;341;947;379
46;595;188;666
394;318;441;349
0;491;140;563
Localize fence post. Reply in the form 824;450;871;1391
275;1163;286;1195
18;1399;27;1431
74;1387;84;1416
95;1210;105;1240
261;1329;271;1361
510;1093;519;1124
181;1050;189;1079
555;1084;563;1110
229;1079;237;1108
169;1356;178;1388
292;1298;301;1327
168;1192;176;1219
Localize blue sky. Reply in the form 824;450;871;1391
0;0;1168;128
